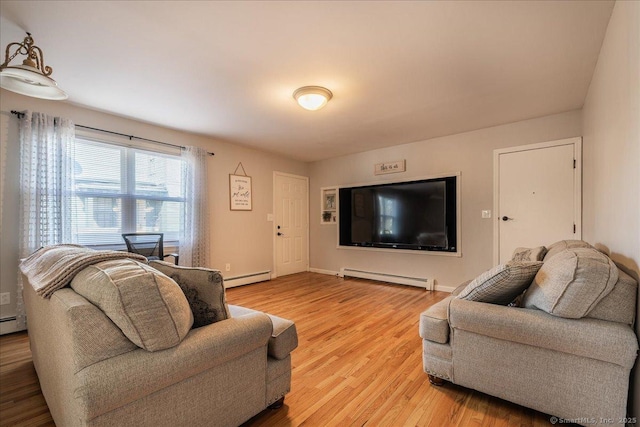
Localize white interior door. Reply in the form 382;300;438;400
274;172;309;277
494;138;581;263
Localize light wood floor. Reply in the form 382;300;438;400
0;272;557;427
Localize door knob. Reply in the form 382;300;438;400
502;216;513;221
277;232;283;236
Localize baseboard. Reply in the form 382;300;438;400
309;268;339;276
0;317;20;335
340;268;434;290
434;285;456;293
224;271;271;288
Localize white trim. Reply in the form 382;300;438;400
309;267;339;276
493;137;582;264
224;271;271;288
335;171;462;257
336;245;461;257
434;285;457;293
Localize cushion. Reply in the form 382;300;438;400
229;305;298;359
543;239;592;261
149;261;230;328
586;269;638;325
71;259;193;352
523;248;619;319
457;261;543;305
511;246;547;262
419;296;453;344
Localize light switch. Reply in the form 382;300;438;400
267;213;274;221
482;210;492;219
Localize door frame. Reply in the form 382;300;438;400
272;171;309;279
493;137;582;264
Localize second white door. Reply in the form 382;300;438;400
274;172;309;277
495;138;581;263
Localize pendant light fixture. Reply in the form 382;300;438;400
293;86;332;111
0;32;68;100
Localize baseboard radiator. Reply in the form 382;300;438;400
224;271;271;288
0;316;19;335
340;268;434;290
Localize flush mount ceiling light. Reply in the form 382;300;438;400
293;86;333;111
0;32;67;100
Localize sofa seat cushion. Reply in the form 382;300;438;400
523;248;618;319
457;261;542;305
229;305;298;359
419;296;453;344
71;259;193;352
149;261;230;328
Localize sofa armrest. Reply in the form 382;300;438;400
229;305;298;359
75;312;273;420
449;298;638;369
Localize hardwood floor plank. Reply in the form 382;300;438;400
0;272;559;427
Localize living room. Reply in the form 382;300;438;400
0;1;638;426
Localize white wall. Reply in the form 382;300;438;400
0;90;308;322
582;0;640;417
309;110;582;288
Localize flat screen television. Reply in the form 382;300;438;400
338;176;457;252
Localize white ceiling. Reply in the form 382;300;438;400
0;1;614;162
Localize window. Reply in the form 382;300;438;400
377;195;398;236
71;137;185;246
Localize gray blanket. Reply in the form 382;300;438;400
20;244;147;298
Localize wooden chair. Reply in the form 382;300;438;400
121;233;179;265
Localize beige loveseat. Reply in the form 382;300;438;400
420;240;638;425
21;245;297;427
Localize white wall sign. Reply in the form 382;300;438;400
374;160;406;175
229;174;252;210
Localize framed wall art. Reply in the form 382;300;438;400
229;163;252;211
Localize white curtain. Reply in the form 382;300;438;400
180;146;210;267
16;111;75;329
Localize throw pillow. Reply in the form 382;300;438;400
523;247;618;318
71;259;193;352
149;261;230;328
543;240;592;261
511;246;548;262
457;261;543;305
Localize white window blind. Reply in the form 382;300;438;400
71;137;185;246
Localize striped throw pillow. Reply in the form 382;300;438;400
457;261;543;305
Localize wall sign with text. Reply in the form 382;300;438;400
229;174;252;210
374;159;406;175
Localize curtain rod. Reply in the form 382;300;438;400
10;110;214;156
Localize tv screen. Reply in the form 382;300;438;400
338;176;457;252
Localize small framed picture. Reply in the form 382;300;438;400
324;193;336;210
229;174;252;211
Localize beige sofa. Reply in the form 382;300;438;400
420;240;638;425
21;250;297;427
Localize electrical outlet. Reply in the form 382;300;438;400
225;263;231;272
0;292;10;306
